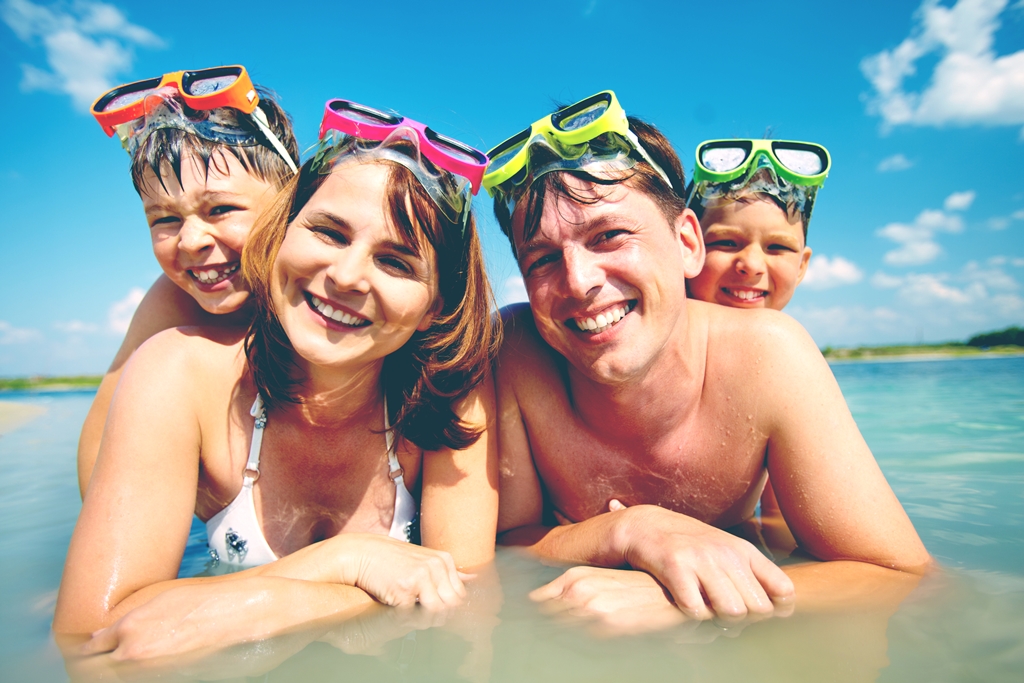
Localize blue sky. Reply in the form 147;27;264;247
1;0;1023;375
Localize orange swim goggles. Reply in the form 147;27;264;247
90;65;296;173
91;65;258;136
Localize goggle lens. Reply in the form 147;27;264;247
773;147;824;175
185;74;239;97
489;128;531;171
556;100;609;132
701;146;748;173
427;129;486;164
331;100;401;126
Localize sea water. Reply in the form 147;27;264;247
1;357;1022;682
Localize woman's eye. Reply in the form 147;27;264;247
311;226;347;245
378;255;413;274
210;205;241;216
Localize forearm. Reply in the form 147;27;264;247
498;512;628;568
784;559;926;614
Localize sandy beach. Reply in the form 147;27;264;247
0;400;47;436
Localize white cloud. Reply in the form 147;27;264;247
502;276;529;306
877;153;914;172
107;287;144;334
1;0;163;111
861;0;1024;136
1012;209;1024;220
1013;257;1024;267
802;255;864;289
0;321;42;344
877;207;964;266
53;320;98;333
944;190;977;211
988;216;1011;229
871;261;1020;308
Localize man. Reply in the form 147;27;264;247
484;91;929;621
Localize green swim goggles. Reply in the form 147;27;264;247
691;139;829;189
687;139;831;225
482;90;673;216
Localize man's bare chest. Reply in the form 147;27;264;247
524;404;769;527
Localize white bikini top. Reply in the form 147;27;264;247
206;394;418;567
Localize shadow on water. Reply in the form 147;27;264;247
2;358;1024;682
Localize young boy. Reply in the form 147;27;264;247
78;66;299;496
686;139;828;312
685;138;830;517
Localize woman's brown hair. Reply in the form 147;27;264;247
242;151;499;452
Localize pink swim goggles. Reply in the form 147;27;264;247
313;99;488;229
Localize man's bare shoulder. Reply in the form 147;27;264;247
496;303;563;384
697;301;821;362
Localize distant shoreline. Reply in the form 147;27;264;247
0;376;102;392
823;345;1024;364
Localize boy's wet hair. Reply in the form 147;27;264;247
130;86;299;195
690;172;810;240
493;116;688;256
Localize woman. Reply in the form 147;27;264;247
78;65;299;496
55;97;500;644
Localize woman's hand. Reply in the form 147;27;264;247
333;534;468;608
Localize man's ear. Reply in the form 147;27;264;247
675;208;705;279
795;246;813;285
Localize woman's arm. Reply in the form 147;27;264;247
419;373;499;569
76;276;243;498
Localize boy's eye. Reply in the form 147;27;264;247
706;239;738;248
150;215;180;228
768;243;797;253
210;205;241;216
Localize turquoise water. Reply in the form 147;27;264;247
1;356;1022;682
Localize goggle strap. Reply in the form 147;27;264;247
251;106;298;174
624;130;673;191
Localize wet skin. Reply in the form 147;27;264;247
687;196;811;311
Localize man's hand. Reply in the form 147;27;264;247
612;504;795;621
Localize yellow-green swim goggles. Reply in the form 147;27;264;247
483;90;673;214
692;139;830;188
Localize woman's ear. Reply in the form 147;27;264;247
416;294;444;332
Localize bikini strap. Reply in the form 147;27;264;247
244;394;267;486
384;394;404;482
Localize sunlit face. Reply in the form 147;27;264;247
140;150;277;314
514;176;704;385
272;161;439;372
687;196;811;311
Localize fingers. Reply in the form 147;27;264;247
750;552;796;605
528;572;571;603
608;499;627;512
79;626;119;655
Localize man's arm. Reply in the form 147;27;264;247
760;314;931;572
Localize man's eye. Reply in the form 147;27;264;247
596;229;627;243
524;252;559;276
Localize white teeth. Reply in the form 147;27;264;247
191;263;239;284
310;295;367;327
574;305;630;333
728;289;764;301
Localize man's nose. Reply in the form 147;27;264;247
562;247;605;299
